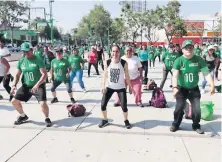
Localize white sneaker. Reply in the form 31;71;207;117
83;88;88;93
201;89;205;94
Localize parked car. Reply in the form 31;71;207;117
6;45;14;52
13;46;21;52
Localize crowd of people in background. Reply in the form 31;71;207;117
0;34;221;134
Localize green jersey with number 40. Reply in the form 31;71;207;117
17;56;45;87
173;55;209;89
51;58;70;82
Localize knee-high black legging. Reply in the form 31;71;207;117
141;61;148;78
0;74;11;94
101;87;128;112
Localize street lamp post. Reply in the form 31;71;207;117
49;0;54;44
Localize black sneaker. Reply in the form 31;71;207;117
71;98;76;103
9;96;13;102
124;120;132;129
137;103;144;107
194;128;204;134
114;103;121;107
14;115;29;125
51;97;58;104
45;118;52;127
98;120;109;128
170;125;179;132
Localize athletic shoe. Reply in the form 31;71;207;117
170;125;179;132
137;103;144;107
201;89;205;94
45;118;52;127
70;98;76;103
14;115;29;125
124;120;132;129
82;88;88;93
114;103;121;107
194;128;204;134
98;120;109;128
51;97;58;104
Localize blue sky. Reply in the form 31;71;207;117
30;0;221;33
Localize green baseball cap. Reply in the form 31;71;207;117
182;40;194;48
21;42;32;52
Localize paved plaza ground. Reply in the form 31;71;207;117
0;52;221;162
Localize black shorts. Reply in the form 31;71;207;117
14;84;47;102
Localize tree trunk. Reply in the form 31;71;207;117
10;27;14;46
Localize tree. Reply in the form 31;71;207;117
141;9;160;44
155;0;187;43
185;21;205;43
121;3;141;43
30;17;47;42
0;1;28;45
109;18;126;44
87;5;111;45
53;27;61;40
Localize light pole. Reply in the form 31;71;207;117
49;0;54;44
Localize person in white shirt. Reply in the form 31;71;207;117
0;56;13;101
115;46;144;107
0;37;11;57
99;45;132;129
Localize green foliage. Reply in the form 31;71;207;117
121;4;141;42
154;0;187;43
0;1;28;27
0;1;28;43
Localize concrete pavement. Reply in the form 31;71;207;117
0;53;221;162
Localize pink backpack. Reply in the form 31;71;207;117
149;87;167;108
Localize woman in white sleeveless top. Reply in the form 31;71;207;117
99;45;133;129
0;56;13;100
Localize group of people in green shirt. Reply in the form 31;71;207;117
6;39;220;134
9;42;87;127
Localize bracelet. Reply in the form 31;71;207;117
173;87;178;89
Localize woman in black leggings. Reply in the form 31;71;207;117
99;45;133;129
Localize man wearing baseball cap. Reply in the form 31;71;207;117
170;40;215;134
63;46;71;60
10;42;52;127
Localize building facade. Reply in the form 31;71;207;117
119;0;147;12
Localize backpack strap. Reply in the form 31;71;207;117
106;59;111;67
120;59;126;68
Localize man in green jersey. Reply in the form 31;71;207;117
154;46;161;63
170;40;215;134
79;44;85;58
50;48;76;104
63;46;71;60
160;44;180;89
193;43;202;56
34;45;43;58
10;42;52;127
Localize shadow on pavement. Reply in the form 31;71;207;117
133;119;221;134
0;104;14;111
